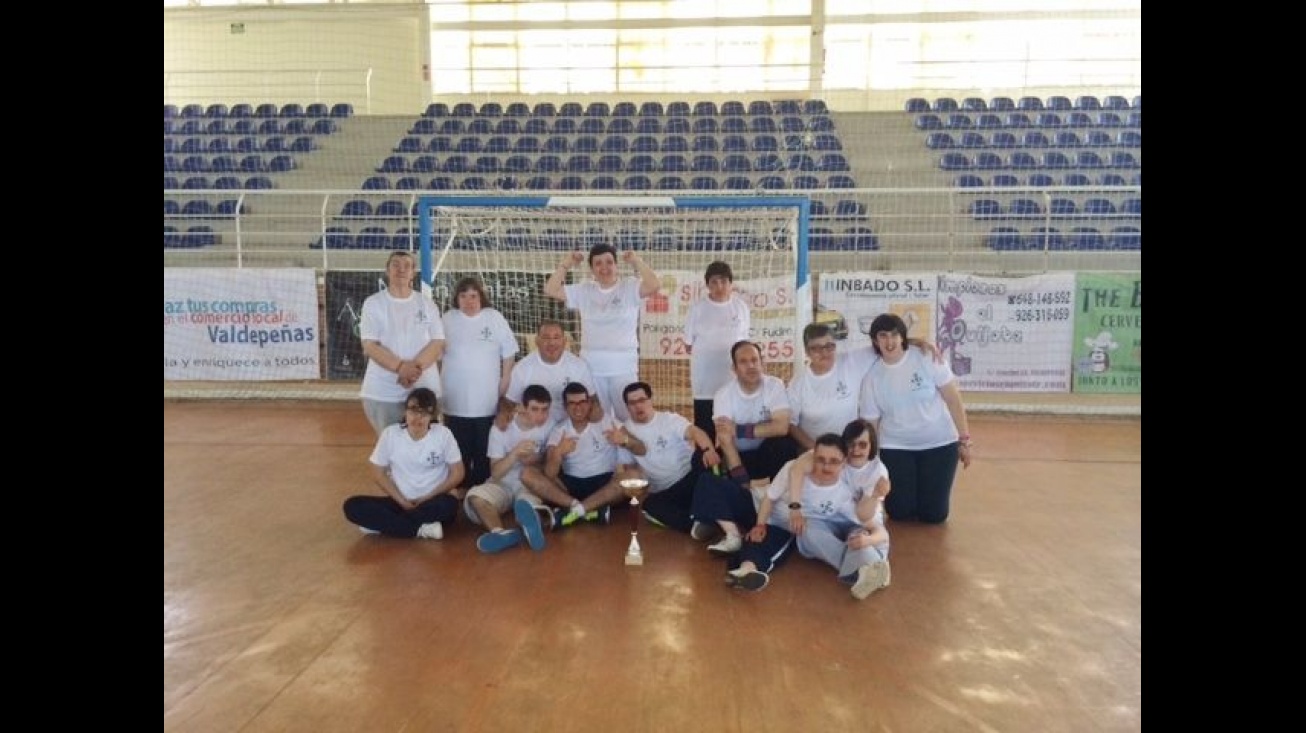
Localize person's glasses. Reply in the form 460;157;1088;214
406;406;434;415
807;343;837;353
814;456;844;466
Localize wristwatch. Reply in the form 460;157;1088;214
788;502;802;510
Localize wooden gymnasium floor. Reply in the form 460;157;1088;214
164;399;1141;732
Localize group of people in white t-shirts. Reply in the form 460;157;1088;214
342;246;973;601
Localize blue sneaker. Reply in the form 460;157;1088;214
514;498;546;551
476;529;522;554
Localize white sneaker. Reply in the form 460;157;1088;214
358;527;380;535
416;521;444;540
690;520;720;542
707;534;742;556
851;560;889;600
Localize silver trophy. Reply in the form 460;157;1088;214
619;478;650;565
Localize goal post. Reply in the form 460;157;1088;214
415;194;812;411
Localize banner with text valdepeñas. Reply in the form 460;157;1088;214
164;268;319;380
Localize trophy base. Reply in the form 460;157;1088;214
624;551;644;566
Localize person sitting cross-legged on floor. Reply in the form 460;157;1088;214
343;387;464;540
463;384;557;554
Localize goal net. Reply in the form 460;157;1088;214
416;194;811;412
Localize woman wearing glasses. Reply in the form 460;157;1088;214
786;322;877;452
342;387;465;540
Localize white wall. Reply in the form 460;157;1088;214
164;5;429;115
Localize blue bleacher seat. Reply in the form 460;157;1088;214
164;175;179;190
655;176;686;190
428;136;453;153
692;136;719;153
525;176;553;190
723;176;752;190
757;175;786;190
1121;198;1141;218
1007;152;1038;170
394;176;423;190
660;154;688;172
1110;226;1141;250
638;101;664;117
1042;151;1072;169
504;155;532;173
1017;97;1043;111
1075;96;1102;111
958;132;985;149
914;114;943;131
975;113;1004;130
988;226;1022;250
362;176;390;190
597;154;624;172
1046;96;1072;111
969;199;1001;220
989;97;1015;112
1117;130;1141;148
1069;226;1105;250
536;154;563;172
961;97;987;112
601;136;629;153
1049;198;1077;218
1027;173;1055;187
1126;112;1142;128
636;118;661;135
531;102;556;117
905;97;930;113
750;117;778;134
1098;173;1127;187
721;117;748;134
1025;226;1063;250
1076;151;1106;169
665;101;690;117
933;97;959;113
330;103;353;118
692;118;718;134
1097;112;1124;128
1005;113;1033;129
566;155;592;173
378;155;408;173
244;175;274;190
1083;198;1117;217
213;175;243;190
461;176;489;191
1103;96;1131;110
689;176;718;190
1036;112;1063;128
1055;131;1083;148
573;136;599;153
990;174;1020;187
940;152;972;171
555;103;580;117
1021;131;1050;148
955;174;985;188
428;176;454;190
1009;198;1042;218
591;175;619;190
945;113;973;130
1063;173;1092;187
1109;151;1140;169
375;200;408;219
826;175;856;189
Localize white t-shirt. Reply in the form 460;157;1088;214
766;460;859;526
623;411;695;492
860;347;960;450
563;278;643;376
683;295;751;399
505;350;597;427
368;423;463;501
712;375;791;453
787;349;876;441
439;308;519;417
845;457;889;526
359;290;445;403
486;417;554;494
547;413;632;479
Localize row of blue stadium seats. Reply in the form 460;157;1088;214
412;115;835;137
164;199;247;218
355;173;857;191
988;226;1140;251
166;136;315;154
165;154;297;173
165;103;353;119
927;130;1140;150
940;151;1139;171
424;100;829;118
957;173;1140;188
331;197;870;221
395;133;841;155
164;225;221;248
165;118;339;136
907;95;1139;114
373;152;850;174
916;111;1140;131
165;175;276;190
967;197;1141;220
